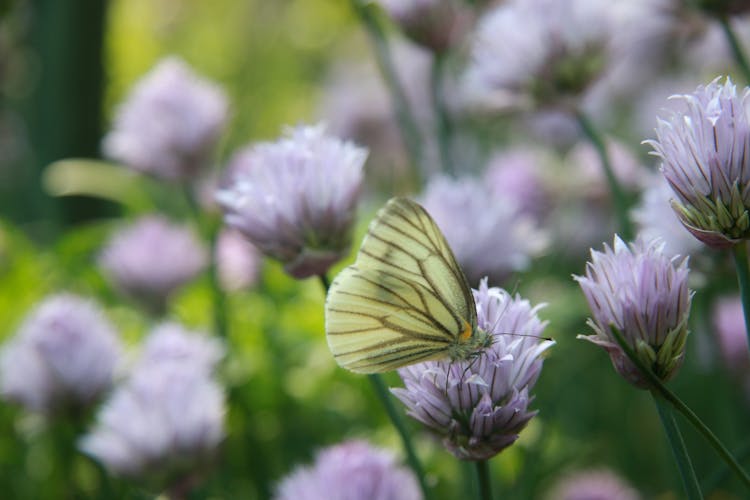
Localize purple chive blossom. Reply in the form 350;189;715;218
544;468;642;500
632;174;704;258
420;175;548;285
469;0;613;109
216;229;262;292
138;323;224;374
217;124;367;279
646;77;750;249
375;0;470;52
576;236;692;388
99;216;207;314
392;280;554;461
0;294;122;415
712;296;750;376
484;148;550;220
103;57;228;181
273;440;422;500
568;139;649;201
80;336;225;485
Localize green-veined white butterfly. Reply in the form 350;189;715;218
325;197;491;373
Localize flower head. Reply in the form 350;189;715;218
576;236;692;388
103;57;228;181
469;0;613;109
99;216;207;314
712;295;750;375
0;294;122;415
647;77;750;248
392;280;554;461
544;468;642;500
420;175;548;285
484;148;550;220
80;329;225;487
273;440;422;500
216;229;262;292
217;124;367;279
138;323;224;374
375;0;469;52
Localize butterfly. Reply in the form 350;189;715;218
325;197;491;373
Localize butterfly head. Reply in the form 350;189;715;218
448;323;492;362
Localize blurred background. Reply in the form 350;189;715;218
1;0;750;499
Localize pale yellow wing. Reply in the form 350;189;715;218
325;197;476;373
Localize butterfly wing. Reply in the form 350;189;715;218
325;197;477;373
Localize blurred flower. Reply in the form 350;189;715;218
216;229;262;292
80;346;225;486
576;237;692;388
375;0;471;52
646;77;750;249
712;296;750;375
99;216;207;315
138;323;224;374
103;57;228;181
484;148;550;220
685;17;750;74
420;175;548;285
632;174;704;257
567;139;650;201
469;0;613;110
318;40;432;182
273;440;422;500
544;468;642;500
392;280;554;461
0;294;122;415
217;124;367;279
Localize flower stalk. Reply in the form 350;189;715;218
349;0;425;182
609;327;750;490
431;52;454;176
318;274;431;500
575;110;633;240
719;16;750;84
652;394;703;500
184;185;229;340
475;460;493;500
732;242;750;349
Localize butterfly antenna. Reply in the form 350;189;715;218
479;286;553;342
497;331;554;342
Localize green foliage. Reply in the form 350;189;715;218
2;1;750;499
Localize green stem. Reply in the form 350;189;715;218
732;242;750;351
575;110;633;240
475;460;492;500
349;0;425;183
652;394;704;499
319;273;331;293
703;439;750;493
431;52;454;176
610;328;750;490
368;374;432;499
318;274;431;499
183;186;229;340
719;16;750;84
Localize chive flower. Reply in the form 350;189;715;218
217;124;366;279
647;77;750;249
576;236;692;388
392;280;554;460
